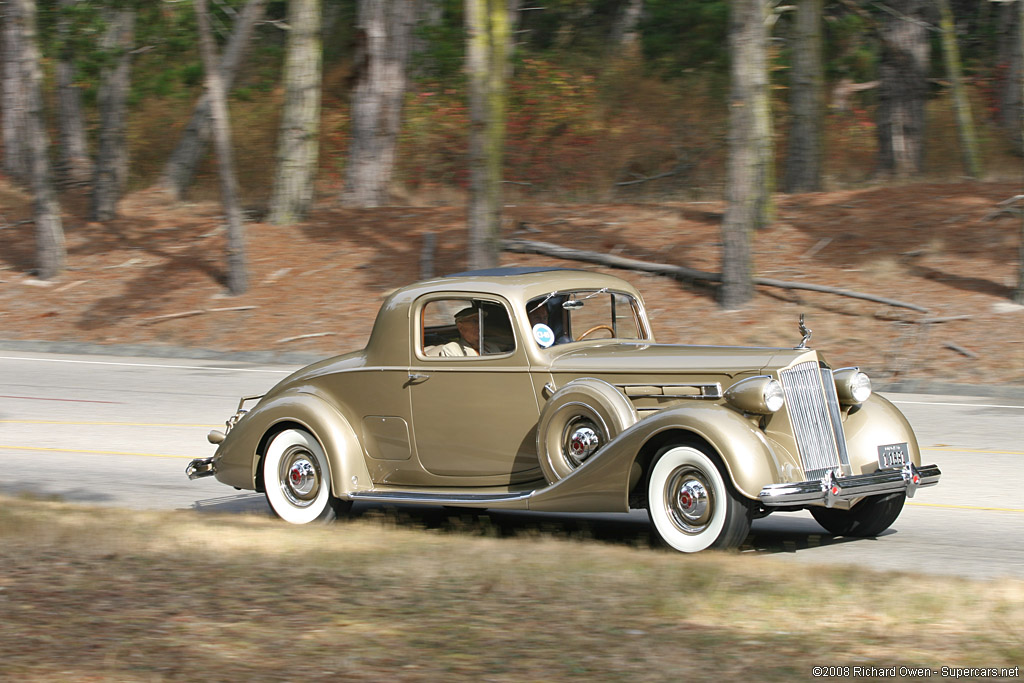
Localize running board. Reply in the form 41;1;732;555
348;489;535;507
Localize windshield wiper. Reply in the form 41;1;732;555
562;287;608;309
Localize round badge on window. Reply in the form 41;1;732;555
533;323;555;348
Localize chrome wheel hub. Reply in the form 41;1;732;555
665;467;714;534
564;420;601;467
280;446;321;507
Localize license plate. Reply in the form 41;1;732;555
878;442;909;469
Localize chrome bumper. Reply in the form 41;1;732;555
759;463;941;508
186;457;217;480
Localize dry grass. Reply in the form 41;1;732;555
1;495;1021;681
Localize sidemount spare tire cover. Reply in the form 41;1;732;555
536;378;638;484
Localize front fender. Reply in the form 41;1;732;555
528;402;785;512
213;390;372;497
842;393;922;474
621;403;787;499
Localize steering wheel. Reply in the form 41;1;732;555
577;324;615;340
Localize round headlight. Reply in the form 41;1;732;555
834;367;872;404
850;371;872;403
725;376;785;415
763;379;785;413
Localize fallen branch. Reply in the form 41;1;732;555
140;305;257;325
753;277;929;312
503;238;717;283
875;313;971;325
0;218;33;231
615;161;693;187
981;194;1024;222
943;342;977;359
502;238;929;313
275;332;335;344
918;315;972;324
802;237;832;259
55;280;89;294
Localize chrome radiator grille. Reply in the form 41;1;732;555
779;361;851;480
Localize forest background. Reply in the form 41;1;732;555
2;0;1024;388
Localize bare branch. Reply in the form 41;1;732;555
275;332;335;344
139;306;257;325
502;238;930;313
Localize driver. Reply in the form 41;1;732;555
527;300;570;346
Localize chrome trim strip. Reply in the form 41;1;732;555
758;463;941;507
617;382;723;400
348;490;535;505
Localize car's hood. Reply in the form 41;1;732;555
545;342;818;377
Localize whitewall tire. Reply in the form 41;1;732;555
263;428;350;524
647;446;752;553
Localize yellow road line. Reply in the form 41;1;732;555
0;445;193;459
922;446;1024;456
906;501;1024;513
0;420;218;427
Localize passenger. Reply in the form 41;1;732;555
431;306;500;357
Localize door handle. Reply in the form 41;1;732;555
406;373;430;386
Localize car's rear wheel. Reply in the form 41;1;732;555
647;446;752;553
810;492;906;537
536;379;637;483
263;428;352;524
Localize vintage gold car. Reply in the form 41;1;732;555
187;267;940;552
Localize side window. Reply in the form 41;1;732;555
420;298;515;358
570;292;642;340
611;292;642;339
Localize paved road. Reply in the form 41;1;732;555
1;350;1021;580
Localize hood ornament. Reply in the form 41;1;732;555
796;314;812;349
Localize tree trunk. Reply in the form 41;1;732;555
195;0;247;296
1017;0;1024;305
466;0;510;270
340;0;417;208
876;0;930;177
937;0;980;179
1;1;30;184
91;7;135;222
610;0;644;53
14;0;65;279
267;0;322;226
720;0;769;309
55;0;92;187
998;1;1022;152
784;0;824;193
410;0;443;77
160;0;266;200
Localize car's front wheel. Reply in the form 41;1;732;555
263;428;352;524
647;446;753;552
810;492;906;537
